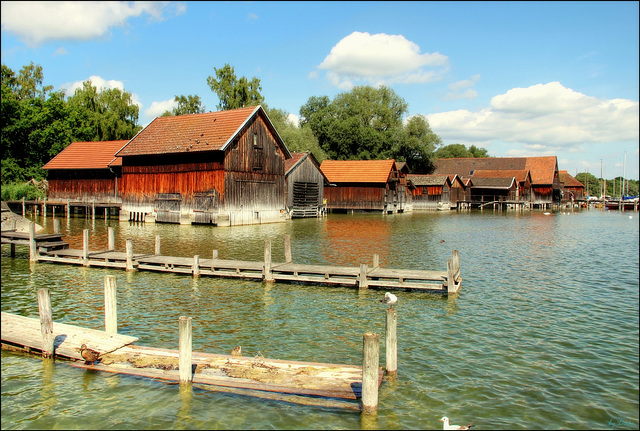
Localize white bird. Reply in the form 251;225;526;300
440;416;474;430
380;292;397;308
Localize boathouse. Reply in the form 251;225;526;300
559;170;586;202
407;174;452;210
471;169;532;202
432;156;560;206
114;106;291;225
42;140;128;204
284;152;328;218
320;159;410;213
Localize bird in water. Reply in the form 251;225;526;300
231;346;242;357
440;416;474;430
78;344;101;365
380;292;398;309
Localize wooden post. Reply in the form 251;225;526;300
452;250;460;281
193;255;200;278
361;332;379;414
28;221;37;262
372;254;379;269
108;227;115;251
211;250;218;271
155;235;161;255
447;258;457;294
385;308;398;377
358;264;368;289
22;197;25;217
54;218;61;234
92;201;96;220
82;229;89;266
104;275;117;335
263;238;274;282
43;198;47;218
66;202;70;219
125;238;134;271
179;316;193;383
284;234;292;263
37;288;55;358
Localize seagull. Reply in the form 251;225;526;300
440;416;474;430
380;292;397;308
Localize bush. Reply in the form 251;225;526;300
1;182;45;201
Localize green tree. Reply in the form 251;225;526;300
206;64;264;110
161;94;205;116
264;106;327;162
434;143;490;159
395;115;441;173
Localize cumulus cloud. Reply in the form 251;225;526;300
1;1;186;46
427;82;639;152
317;31;448;90
445;74;480;101
145;98;177;119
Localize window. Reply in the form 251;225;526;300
252;133;263;170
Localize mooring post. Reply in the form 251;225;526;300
104;275;117;335
125;238;134;271
108;227;115;251
28;221;37;262
179;316;193;383
82;229;89;266
155;235;161;255
211;250;218;271
358;264;369;289
193;255;200;278
92;201;96;220
54;218;61;234
452;250;460;281
385;308;398;377
22;197;26;217
264;238;274;282
372;254;379;269
66;202;70;219
43;198;47;218
361;332;380;414
37;288;55;358
284;234;292;263
447;258;456;294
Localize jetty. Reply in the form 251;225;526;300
2;280;396;412
2;223;462;294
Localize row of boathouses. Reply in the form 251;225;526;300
40;106;586;225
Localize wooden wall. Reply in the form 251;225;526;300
324;184;387;211
286;156;325;209
47;169;120;203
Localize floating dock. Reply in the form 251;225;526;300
2;225;462;294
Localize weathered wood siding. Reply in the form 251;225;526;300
47;170;121;203
286;156;325;209
223;115;286;212
324;185;387;211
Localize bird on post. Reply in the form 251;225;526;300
78;344;101;365
440;416;474;430
380;292;398;309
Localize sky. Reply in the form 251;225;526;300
1;1;638;180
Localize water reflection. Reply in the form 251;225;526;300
321;215;392;266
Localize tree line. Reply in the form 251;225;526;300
2;61;489;192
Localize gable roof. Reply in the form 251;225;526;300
407;174;450;187
115;106;290;158
285;151;328;182
559;170;585;188
471;177;517;189
320;159;396;184
433;157;557;185
42;140;128;170
472;169;531;183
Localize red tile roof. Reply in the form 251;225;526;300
115;106;263;157
284;152;308;174
320;159;396;183
42;140;128;170
433;156;557;185
559;171;585;188
472;169;531;183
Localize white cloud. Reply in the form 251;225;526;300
287;113;300;127
145;98;177;119
317;31;449;89
52;47;68;57
445;74;480;100
1;1;186;46
427;82;639;153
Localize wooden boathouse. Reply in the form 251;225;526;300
408;174;465;211
284;152;328;218
114;106;292;226
320;159;411;214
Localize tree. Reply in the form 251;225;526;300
161;94;205;116
264;105;327;162
395;115;441;173
206;64;264;110
434;143;490;159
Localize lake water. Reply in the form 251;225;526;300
2;209;638;430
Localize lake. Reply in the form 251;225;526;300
2;209;638;430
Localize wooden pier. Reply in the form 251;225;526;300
2;225;462;294
2;280;393;411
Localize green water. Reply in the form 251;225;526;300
2;210;638;430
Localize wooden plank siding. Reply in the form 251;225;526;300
324;185;387;211
47;170;121;203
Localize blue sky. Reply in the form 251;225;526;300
2;1;638;181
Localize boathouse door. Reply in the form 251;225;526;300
292;182;319;217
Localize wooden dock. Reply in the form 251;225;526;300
2;226;462;294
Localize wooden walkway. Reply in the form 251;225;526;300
1;312;382;410
2;227;462;294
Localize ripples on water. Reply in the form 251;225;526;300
2;210;638;430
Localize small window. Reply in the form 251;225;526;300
252;133;264;170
